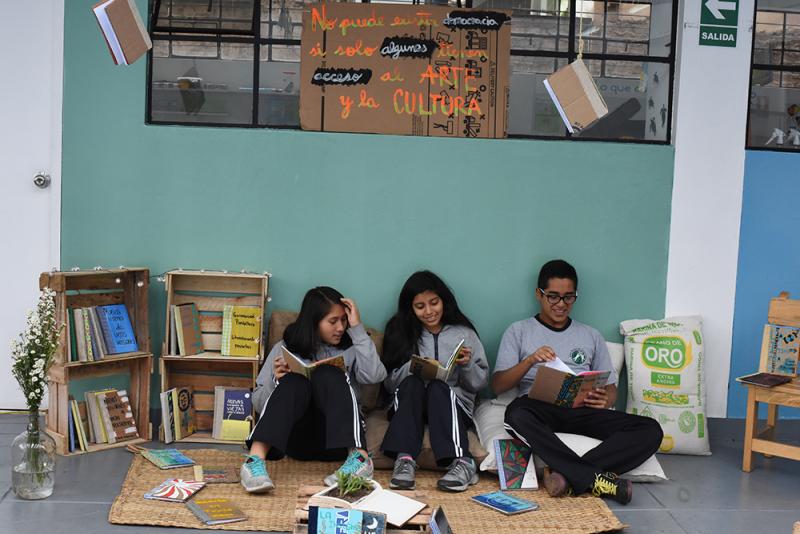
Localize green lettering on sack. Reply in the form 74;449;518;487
651;372;681;387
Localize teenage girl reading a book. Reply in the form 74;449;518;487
380;271;489;492
241;287;387;493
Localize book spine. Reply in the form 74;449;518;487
494;440;508;490
171;389;182;441
68;309;77;362
82;309;95;361
221;306;232;356
96;306;118;354
175;306;186;356
161;391;174;444
74;309;87;362
88;308;107;359
68;399;75;452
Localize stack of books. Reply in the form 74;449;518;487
160;386;196;443
69;389;139;451
67;304;139;362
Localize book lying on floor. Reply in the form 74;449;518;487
308;506;386;534
494;438;538;490
144;479;206;502
409;339;466;381
471;491;538;515
428;507;453;534
282;346;346;379
200;466;240;484
131;446;195;469
528;359;611;408
735;372;793;388
187;498;247;525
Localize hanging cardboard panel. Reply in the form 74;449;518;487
300;3;511;138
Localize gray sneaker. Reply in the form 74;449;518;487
323;449;374;487
437;457;478;492
240;455;274;493
389;454;417;490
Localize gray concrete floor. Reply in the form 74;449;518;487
0;414;797;533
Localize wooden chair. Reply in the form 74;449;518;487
741;292;800;472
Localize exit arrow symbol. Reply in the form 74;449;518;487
705;0;736;19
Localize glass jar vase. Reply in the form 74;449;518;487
11;411;56;499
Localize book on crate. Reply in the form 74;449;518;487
471;491;539;515
92;0;152;66
221;305;261;357
735;372;793;388
163;386;196;441
67;304;138;362
172;303;204;356
82;388;139;444
409;339;465;381
494;438;538;490
282;346;346;379
761;324;800;376
308;506;386;534
160;389;177;444
144;478;206;503
212;386;253;441
69;397;89;452
528;359;611;408
187;498;247;526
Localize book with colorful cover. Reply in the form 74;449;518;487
471;491;538;515
282;346;347;379
221;305;261;357
140;448;195;469
186;498;247;525
144;478;206;502
70;399;87;451
428;507;452;534
82;308;96;361
494;438;538;490
409;339;466;381
96;304;139;354
528;360;611;408
174;386;196;440
761;324;800;376
308;506;387;534
99;389;139;443
88;307;109;359
212;386;252;440
175;303;203;356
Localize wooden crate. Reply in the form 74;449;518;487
160;270;269;444
293;485;430;534
40;268;153;455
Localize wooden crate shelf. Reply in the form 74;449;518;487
40;268;153;456
160;270;269;445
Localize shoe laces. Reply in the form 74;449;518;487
245;455;267;477
592;474;617;497
446;458;473;479
394;456;417;476
338;450;365;475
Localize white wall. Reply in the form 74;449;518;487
666;0;755;417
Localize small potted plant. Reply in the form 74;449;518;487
307;472;381;509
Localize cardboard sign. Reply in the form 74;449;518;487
300;3;511;138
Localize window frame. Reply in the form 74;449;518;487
745;1;800;151
146;0;679;144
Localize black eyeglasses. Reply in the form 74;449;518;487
538;288;578;305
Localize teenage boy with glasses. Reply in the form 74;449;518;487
492;259;662;505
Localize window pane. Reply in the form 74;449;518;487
260;0;303;40
577;60;669;141
473;0;570;52
155;0;255;33
151;40;255;124
574;0;672;58
508;56;568;136
748;68;800;146
258;51;300;126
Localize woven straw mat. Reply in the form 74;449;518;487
109;448;625;533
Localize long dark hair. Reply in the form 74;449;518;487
284;286;353;358
382;271;478;371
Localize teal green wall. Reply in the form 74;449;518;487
62;1;674;407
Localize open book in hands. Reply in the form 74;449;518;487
528;358;611;408
281;346;347;379
409;339;466;381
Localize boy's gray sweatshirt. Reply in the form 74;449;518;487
383;324;488;416
252;323;387;414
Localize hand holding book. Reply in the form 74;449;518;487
455;345;472;366
273;355;291;380
583;387;609;409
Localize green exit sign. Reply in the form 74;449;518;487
700;0;739;47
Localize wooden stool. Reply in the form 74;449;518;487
741;292;800;472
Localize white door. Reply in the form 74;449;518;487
0;1;64;409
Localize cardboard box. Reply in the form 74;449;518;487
543;59;608;133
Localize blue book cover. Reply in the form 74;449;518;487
67;401;75;453
471;491;538;515
96;304;139;354
224;390;252;421
308;507;386;534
